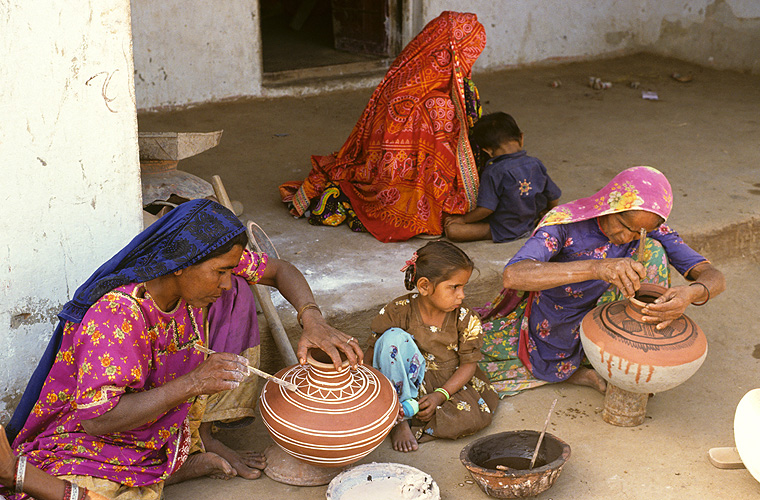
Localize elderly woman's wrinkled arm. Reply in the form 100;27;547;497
256;257;363;370
640;262;725;329
503;258;647;298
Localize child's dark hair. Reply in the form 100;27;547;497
469;112;522;151
403;241;474;291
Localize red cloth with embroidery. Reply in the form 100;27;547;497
279;11;486;242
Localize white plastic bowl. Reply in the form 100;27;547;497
325;462;440;500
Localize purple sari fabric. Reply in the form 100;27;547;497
207;275;260;354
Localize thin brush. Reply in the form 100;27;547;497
194;343;298;392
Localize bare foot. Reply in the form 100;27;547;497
166;452;235;485
199;422;265;480
567;367;607;394
391;421;418;452
216;449;266;480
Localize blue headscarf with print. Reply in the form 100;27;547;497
7;199;245;442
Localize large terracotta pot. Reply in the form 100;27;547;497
259;348;398;467
580;283;707;394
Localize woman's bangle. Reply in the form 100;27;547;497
689;282;710;306
296;302;321;328
62;480;85;500
14;455;27;494
69;481;81;500
434;387;450;401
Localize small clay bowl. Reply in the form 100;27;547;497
460;430;571;498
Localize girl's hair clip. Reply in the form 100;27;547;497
400;251;418;272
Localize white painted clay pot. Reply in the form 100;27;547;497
259;349;398;467
735;388;760;484
580;283;707;394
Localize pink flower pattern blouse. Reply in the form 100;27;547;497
13;250;267;487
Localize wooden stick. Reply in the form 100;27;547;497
210;174;299;366
194;343;297;392
530;398;558;469
210;175;233;211
636;227;646;261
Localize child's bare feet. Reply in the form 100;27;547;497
391;421;418;452
567;367;607;394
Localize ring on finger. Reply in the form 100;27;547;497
346;337;355;344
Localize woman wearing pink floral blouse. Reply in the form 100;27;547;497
6;200;362;499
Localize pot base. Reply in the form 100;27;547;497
263;444;344;486
602;383;648;427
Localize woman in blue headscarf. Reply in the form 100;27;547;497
5;199;362;499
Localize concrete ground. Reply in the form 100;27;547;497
137;53;760;499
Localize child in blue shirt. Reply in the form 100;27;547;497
445;112;561;242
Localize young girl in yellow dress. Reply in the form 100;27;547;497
366;241;499;452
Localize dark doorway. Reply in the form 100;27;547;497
260;0;399;74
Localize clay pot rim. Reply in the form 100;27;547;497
628;282;667;309
305;348;350;371
459;430;571;478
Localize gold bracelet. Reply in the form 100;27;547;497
297;302;321;327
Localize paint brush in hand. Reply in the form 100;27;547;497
194;343;298;392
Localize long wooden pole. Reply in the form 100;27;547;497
211;175;299;366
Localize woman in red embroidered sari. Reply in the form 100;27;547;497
279;11;486;243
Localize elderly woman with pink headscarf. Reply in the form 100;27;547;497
476;166;725;397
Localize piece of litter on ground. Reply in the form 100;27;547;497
273;133;289;137
671;72;693;83
642;91;659;100
588;77;611;90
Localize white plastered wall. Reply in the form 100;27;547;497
131;0;262;111
131;0;760;110
0;1;143;423
423;0;760;73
